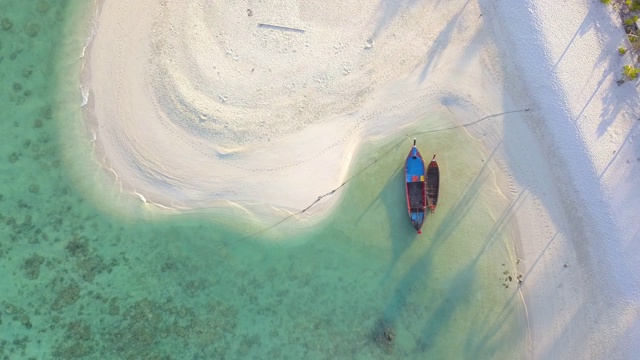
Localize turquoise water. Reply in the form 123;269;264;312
0;1;527;359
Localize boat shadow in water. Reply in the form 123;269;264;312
379;141;499;283
378;167;425;283
373;147;506;353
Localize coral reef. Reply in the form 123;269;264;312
22;254;44;280
51;282;81;311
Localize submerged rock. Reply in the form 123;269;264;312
1;18;12;31
23;254;45;279
52;283;81;310
66;321;92;341
24;22;41;37
53;342;93;359
371;318;395;353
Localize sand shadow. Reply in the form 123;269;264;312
428;144;498;246
369;0;424;41
460;192;528;358
417;0;472;84
377;186;524;356
374;140;500;345
548;0;635;137
416;189;526;357
492;3;635;353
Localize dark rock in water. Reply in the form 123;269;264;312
21;315;32;329
53;342;93;359
108;304;120;316
24;22;41;37
52;283;81;310
66;320;92;341
41;104;53;119
78;255;107;282
4;303;16;315
371;318;395;352
66;237;89;257
1;18;12;31
23;254;45;279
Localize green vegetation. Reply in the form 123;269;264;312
623;65;640;79
606;0;640;9
624;16;639;26
608;1;640;78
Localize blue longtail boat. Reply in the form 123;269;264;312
405;139;427;234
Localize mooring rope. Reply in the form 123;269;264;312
188;108;531;259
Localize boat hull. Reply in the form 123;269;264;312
405;142;427;234
427;156;439;213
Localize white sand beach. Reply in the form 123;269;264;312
82;0;639;358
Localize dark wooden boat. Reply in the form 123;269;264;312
405;139;427;234
427;155;439;213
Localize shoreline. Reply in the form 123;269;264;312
80;0;484;220
491;0;640;357
78;0;639;357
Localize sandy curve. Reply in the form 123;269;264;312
84;0;502;218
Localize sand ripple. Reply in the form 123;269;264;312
85;0;490;215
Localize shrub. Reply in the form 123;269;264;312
631;2;640;11
619;47;628;55
600;0;611;4
623;65;640;80
624;16;640;26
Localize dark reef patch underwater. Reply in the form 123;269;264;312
0;1;527;359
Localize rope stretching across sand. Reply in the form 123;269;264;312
188;108;531;258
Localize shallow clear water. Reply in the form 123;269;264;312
0;1;527;359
